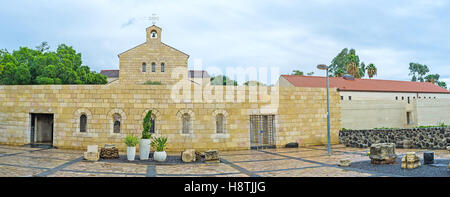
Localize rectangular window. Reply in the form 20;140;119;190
151;62;156;72
340;96;343;100
161;63;165;72
142;63;146;72
407;97;410;104
348;96;352;100
406;112;412;125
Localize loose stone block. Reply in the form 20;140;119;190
181;149;196;163
338;159;351;167
87;145;98;153
423;151;434;165
205;150;219;162
100;147;120;159
84;152;99;162
285;142;299;148
369;143;397;164
403;140;412;149
401;152;421;169
195;151;202;161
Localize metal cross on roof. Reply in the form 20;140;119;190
148;14;159;25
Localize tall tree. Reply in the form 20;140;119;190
210;75;238;86
425;73;447;89
366;63;377;79
329;48;375;78
409;63;429;82
0;42;106;85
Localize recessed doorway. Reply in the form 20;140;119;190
30;113;54;147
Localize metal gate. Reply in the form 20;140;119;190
249;115;276;149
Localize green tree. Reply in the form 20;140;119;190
292;70;304;76
14;64;31;85
210;75;238;86
0;42;106;85
409;63;429;82
366;63;377;79
329;48;376;78
425;73;447;89
244;80;265;86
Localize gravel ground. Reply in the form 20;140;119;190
343;158;450;177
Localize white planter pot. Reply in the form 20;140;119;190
127;146;136;161
139;139;151;160
153;151;167;162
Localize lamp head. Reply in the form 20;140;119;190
317;64;329;70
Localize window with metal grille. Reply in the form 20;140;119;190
80;114;87;132
151;62;156;72
113;113;121;133
182;113;191;134
249;115;275;148
161;62;165;72
216;114;225;134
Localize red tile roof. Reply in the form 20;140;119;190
281;75;450;93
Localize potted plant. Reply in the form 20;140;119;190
151;136;168;162
140;110;153;160
124;135;139;161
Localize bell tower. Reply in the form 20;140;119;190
146;25;162;44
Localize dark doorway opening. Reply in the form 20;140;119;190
30;113;54;147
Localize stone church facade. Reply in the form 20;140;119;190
0;25;341;152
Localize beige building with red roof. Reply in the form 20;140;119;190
279;75;450;129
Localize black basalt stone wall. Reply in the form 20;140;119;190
339;127;450;149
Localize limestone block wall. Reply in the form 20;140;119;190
277;87;341;146
0;83;339;152
339;128;450;149
416;99;450;126
341;100;416;130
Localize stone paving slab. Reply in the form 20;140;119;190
0;165;47;177
221;153;287;163
257;166;373;177
156;163;240;175
0;155;68;169
49;171;146;177
65;161;148;175
0;144;448;177
234;159;320;172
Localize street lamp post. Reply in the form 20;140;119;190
317;64;331;156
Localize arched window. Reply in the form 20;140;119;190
113;113;121;133
151;62;156;72
161;62;165;72
150;115;156;134
80;114;87;133
151;30;157;38
216;114;225;134
182;113;191;134
142;63;146;72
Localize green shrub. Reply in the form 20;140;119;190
142;110;153;139
144;80;162;85
151;136;168;152
124;135;139;147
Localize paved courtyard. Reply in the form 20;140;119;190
0;144;448;177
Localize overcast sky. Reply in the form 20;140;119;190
1;0;449;85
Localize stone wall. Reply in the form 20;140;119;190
339;128;450;149
0;83;341;152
